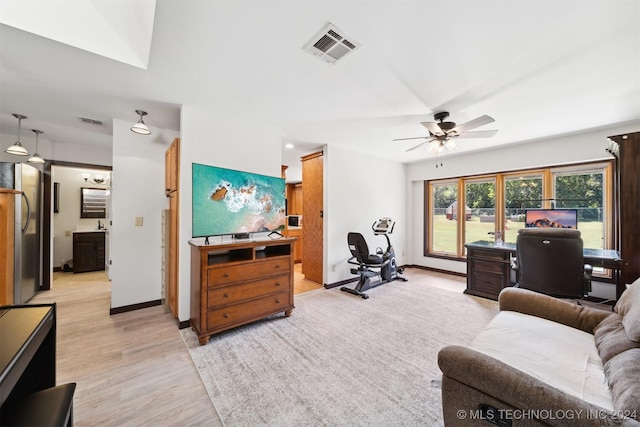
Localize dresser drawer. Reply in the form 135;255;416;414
208;257;290;286
469;258;506;274
470;271;504;295
470;248;510;261
207;291;290;331
208;275;290;307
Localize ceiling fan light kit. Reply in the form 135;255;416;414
393;111;498;156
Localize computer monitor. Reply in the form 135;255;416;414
524;209;578;229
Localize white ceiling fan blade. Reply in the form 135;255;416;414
455;129;499;139
392;136;427;142
450;115;495;134
420;121;444;136
406;138;432;152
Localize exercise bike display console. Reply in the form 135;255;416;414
341;217;407;299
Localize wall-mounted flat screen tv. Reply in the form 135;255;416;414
192;163;286;238
525;209;578;229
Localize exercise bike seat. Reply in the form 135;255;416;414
348;232;383;266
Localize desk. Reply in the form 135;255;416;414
0;304;56;407
464;241;623;301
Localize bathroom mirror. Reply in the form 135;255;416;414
81;187;107;218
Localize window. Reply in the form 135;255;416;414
425;162;613;258
464;178;496;251
553;167;606;250
504;173;543;243
429;181;458;255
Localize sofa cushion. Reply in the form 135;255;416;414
604;348;640;419
470;310;613;411
614;277;640;342
594;314;640;365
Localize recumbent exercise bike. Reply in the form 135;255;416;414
340;217;407;299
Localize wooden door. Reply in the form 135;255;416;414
168;192;178;315
301;151;323;284
165;141;178;194
165;138;180;317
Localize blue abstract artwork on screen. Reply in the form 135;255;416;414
192;163;286;237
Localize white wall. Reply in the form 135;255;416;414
51;166;109;268
110;119;179;309
324;144;407;284
177;106;284;321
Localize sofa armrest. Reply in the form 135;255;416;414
437;345;633;427
498;287;611;334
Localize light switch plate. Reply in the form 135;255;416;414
135;216;144;226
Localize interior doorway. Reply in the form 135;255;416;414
301;151;323;285
42;161;112;290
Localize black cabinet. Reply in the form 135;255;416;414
465;241;514;300
73;231;105;273
610;131;640;298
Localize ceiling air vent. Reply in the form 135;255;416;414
303;23;360;65
79;117;104;126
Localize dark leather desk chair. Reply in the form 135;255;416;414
513;228;592;298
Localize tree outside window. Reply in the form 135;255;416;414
504;175;543;243
554;171;605;249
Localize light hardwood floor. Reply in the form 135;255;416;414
29;267;322;426
31;271;222;427
293;262;324;293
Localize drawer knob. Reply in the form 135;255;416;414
275;299;280;304
275;282;280;287
223;293;229;298
275;264;281;269
223;273;230;278
223;313;229;318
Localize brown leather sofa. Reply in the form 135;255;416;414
438;283;640;426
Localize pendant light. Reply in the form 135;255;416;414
27;129;45;164
131;110;151;135
5;114;30;156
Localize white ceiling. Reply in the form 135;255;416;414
1;0;639;169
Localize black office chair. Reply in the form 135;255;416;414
513;228;592;298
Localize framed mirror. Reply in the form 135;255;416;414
81;187;107;218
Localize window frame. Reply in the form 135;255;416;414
424;161;615;275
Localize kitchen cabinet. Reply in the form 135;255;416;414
1;189;20;304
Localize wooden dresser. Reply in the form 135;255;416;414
189;238;296;345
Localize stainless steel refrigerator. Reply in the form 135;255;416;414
0;162;41;303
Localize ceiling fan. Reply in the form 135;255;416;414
393;111;498;152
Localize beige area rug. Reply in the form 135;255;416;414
181;269;499;427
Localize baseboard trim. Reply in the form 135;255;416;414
178;319;191;329
324;277;358;289
110;299;161;316
405;264;466;278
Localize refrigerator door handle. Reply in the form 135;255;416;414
22;192;31;234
